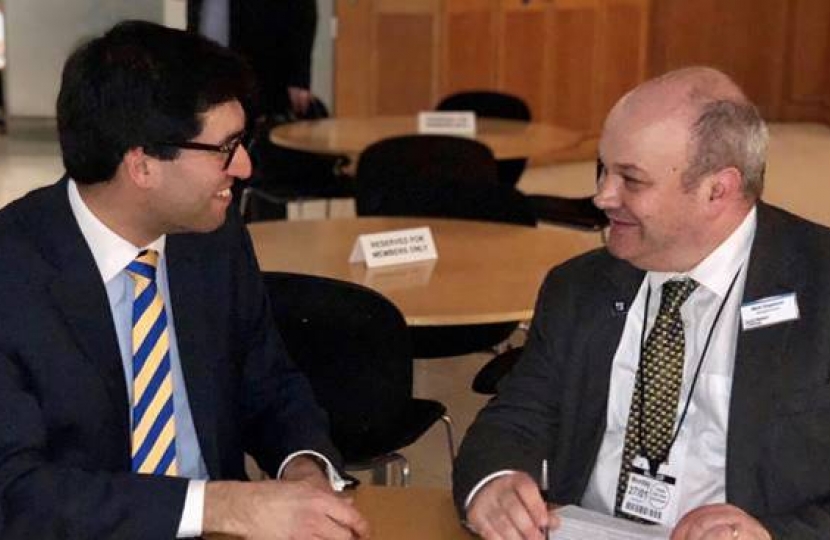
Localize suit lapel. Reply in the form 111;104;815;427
35;181;131;449
727;203;797;508
569;255;644;497
166;235;222;477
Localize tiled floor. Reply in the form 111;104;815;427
3;120;830;489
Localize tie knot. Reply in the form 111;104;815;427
126;249;159;282
659;279;697;314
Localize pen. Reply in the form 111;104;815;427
540;458;550;539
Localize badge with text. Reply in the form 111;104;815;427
620;457;681;526
349;227;438;268
740;292;799;330
417;111;476;136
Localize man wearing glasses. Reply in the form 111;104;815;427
0;20;368;539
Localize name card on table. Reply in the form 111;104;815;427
349;227;438;268
417;111;476;136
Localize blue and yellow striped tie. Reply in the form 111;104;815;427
126;250;178;476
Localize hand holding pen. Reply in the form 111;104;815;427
466;469;557;539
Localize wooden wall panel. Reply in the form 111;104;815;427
544;0;601;132
600;0;649;121
441;0;497;98
649;0;789;118
374;12;437;114
496;0;551;119
334;0;372;116
781;0;830;119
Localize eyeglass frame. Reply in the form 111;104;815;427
153;131;249;170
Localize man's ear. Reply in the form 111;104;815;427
122;147;155;188
708;167;743;203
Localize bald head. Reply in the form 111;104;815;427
608;67;768;199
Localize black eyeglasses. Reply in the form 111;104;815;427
154;131;249;170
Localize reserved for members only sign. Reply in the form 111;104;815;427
349;227;438;268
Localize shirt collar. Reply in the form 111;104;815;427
648;205;757;298
67;179;166;283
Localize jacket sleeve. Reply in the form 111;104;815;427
0;349;189;539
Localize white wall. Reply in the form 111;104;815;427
4;0;164;117
3;0;334;118
312;0;334;108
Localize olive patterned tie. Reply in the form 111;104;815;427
615;278;698;520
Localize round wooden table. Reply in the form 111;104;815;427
269;116;582;160
353;485;472;539
248;217;603;326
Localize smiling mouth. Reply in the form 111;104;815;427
215;188;232;199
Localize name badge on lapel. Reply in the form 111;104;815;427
740;292;799;330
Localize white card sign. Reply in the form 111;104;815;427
417;111;476;136
349;227;438;268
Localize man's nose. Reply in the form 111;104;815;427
593;174;619;210
228;144;253;180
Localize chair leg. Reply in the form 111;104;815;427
441;414;456;460
370;462;388;485
399;456;411;486
325;198;332;218
239;187;252;217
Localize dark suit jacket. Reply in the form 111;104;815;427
454;202;830;538
0;179;339;539
187;0;317;116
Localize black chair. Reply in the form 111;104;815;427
261;271;455;485
436;90;531;187
527;194;609;230
240;97;354;222
356;134;536;227
356;134;536;358
472;346;524;394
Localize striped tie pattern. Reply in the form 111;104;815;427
126;250;178;476
615;279;697;520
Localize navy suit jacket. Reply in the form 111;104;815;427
454;203;830;538
0;179;339;538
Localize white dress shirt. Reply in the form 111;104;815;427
581;207;757;526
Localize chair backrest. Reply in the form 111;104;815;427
436;91;531;187
436;90;531;121
355;134;537;226
261;272;413;443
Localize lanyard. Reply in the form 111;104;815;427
636;268;742;477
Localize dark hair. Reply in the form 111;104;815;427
57;20;255;184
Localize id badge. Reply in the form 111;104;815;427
620;456;681;526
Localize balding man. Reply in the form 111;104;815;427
453;67;830;540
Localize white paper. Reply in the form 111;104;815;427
550;505;670;540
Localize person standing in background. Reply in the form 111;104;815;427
187;0;318;120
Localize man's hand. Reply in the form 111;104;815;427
288;87;312;116
672;504;771;540
466;472;558;539
203;479;370;540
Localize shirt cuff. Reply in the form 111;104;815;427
277;450;352;492
464;470;520;511
176;480;206;538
